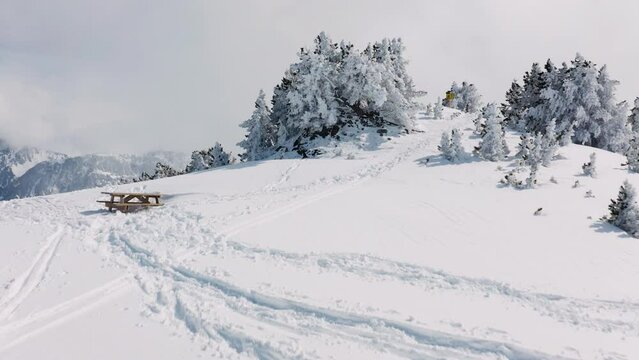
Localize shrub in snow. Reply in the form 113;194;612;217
605;180;639;237
424;104;433;117
474;103;508;161
443;81;481;113
439;129;465;162
433;98;443;119
582;152;597;177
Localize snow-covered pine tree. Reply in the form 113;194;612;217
563;54;604;147
501;80;523;129
208;142;232;167
626;138;639;173
286;48;340;137
474;103;508;161
443;82;460;108
152;162;180;179
596;65;631;153
606;180;639;237
388;38;416;100
438;132;451;159
458;82;481;113
185;150;210;173
425;103;433;117
582;152;597;177
541;119;559;166
629;97;639;136
339;47;388;125
433;98;443;119
238;90;276;161
449;129;466;161
514;134;533;169
473;113;484;135
271;74;293;146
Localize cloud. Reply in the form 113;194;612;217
0;0;638;154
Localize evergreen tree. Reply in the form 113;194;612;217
606;180;639;237
449;129;466;161
541;119;559;166
208;142;232;167
438;132;451;159
501;80;523;129
433;98;443;119
238;90;276;161
445;81;481;113
625;138;639;173
629;98;639;136
474;103;508;161
582;152;597;177
185;150;209;173
425;103;433;117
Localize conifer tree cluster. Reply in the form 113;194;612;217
137;162;182;182
443;81;481;113
439;129;465;162
238;32;420;160
501;54;631;152
185;142;233;173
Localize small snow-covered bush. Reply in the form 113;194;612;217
582;152;597;177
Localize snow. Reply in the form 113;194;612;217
1;108;638;359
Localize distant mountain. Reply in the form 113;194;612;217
0;140;188;200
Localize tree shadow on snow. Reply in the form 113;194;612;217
416;155;482;168
590;220;634;240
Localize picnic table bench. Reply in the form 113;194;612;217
98;192;162;213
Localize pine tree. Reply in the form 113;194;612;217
433;98;443;119
541;119;559;166
425;103;433;117
475;103;508;161
582;152;597;177
597;65;631;153
238;90;276;161
185;150;209;173
449;129;466;161
629;98;639;136
208;142;232;167
501;80;523;129
625;138;639;173
445;81;481;113
606;180;639;237
152;162;180;179
438;132;451;159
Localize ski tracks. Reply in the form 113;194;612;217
0;226;65;322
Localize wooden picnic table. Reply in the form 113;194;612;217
97;192;162;213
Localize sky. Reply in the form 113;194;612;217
0;0;637;155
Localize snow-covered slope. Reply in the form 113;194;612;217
1;109;638;359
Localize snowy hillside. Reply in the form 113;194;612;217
0;109;638;359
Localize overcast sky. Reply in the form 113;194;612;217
0;0;637;155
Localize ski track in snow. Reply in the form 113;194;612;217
0;226;65;322
0;275;132;352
